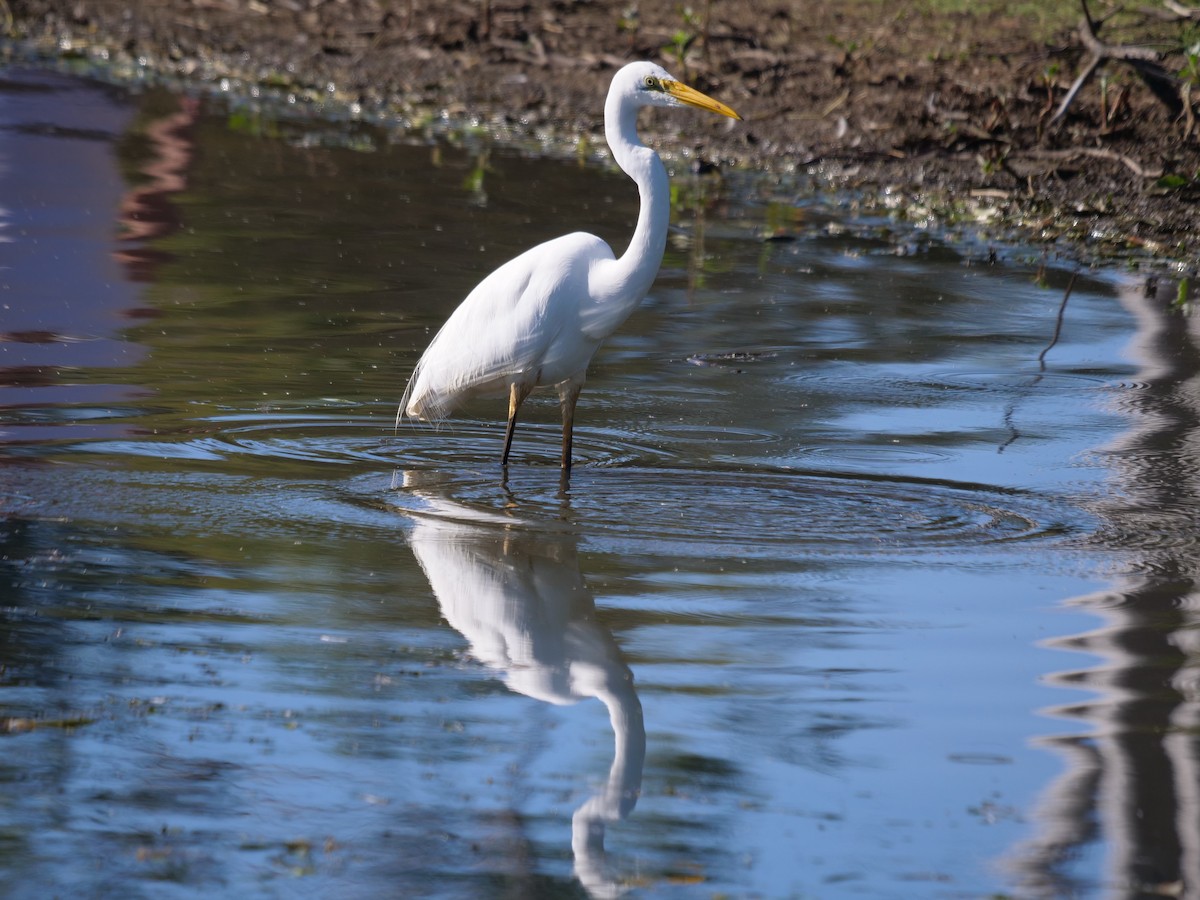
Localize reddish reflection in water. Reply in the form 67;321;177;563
0;72;195;445
114;96;198;281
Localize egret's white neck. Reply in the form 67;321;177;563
604;90;670;306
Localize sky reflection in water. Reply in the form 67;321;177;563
2;67;1199;898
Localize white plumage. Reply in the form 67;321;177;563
401;61;740;473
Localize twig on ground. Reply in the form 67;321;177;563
1051;0;1182;124
1162;0;1200;20
1022;146;1165;178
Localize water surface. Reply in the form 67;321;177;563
3;67;1200;898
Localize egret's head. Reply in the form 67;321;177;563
615;61;741;120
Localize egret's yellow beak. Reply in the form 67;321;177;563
664;80;742;120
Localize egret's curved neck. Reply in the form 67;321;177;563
604;90;670;304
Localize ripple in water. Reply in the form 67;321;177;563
789;445;953;466
383;466;1079;560
633;423;781;446
933;371;1112;390
75;413;1085;562
787;369;1113;399
389;422;684;474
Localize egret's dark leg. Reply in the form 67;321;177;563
502;383;531;466
559;382;583;474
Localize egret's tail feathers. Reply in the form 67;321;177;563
396;374;423;432
402;391;452;423
397;371;453;432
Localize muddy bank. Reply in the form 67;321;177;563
5;0;1199;265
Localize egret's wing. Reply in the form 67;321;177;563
403;233;610;420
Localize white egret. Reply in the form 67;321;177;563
401;60;740;473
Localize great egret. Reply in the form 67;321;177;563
401;60;741;473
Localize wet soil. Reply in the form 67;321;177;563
5;0;1200;264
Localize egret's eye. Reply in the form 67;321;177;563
643;75;660;90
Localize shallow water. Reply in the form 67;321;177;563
3;67;1200;898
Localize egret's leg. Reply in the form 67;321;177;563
559;381;583;473
502;382;531;466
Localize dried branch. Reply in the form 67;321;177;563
1051;0;1183;124
1022;146;1164;178
1162;0;1200;20
1053;53;1106;124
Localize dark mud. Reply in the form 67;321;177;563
5;0;1200;264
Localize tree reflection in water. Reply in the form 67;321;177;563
1012;276;1200;898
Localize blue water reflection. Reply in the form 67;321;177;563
1009;276;1200;898
2;64;1199;899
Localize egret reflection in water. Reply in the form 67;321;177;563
400;471;645;898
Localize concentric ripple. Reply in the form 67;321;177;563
75;412;1088;563
83;412;676;471
382;465;1081;561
